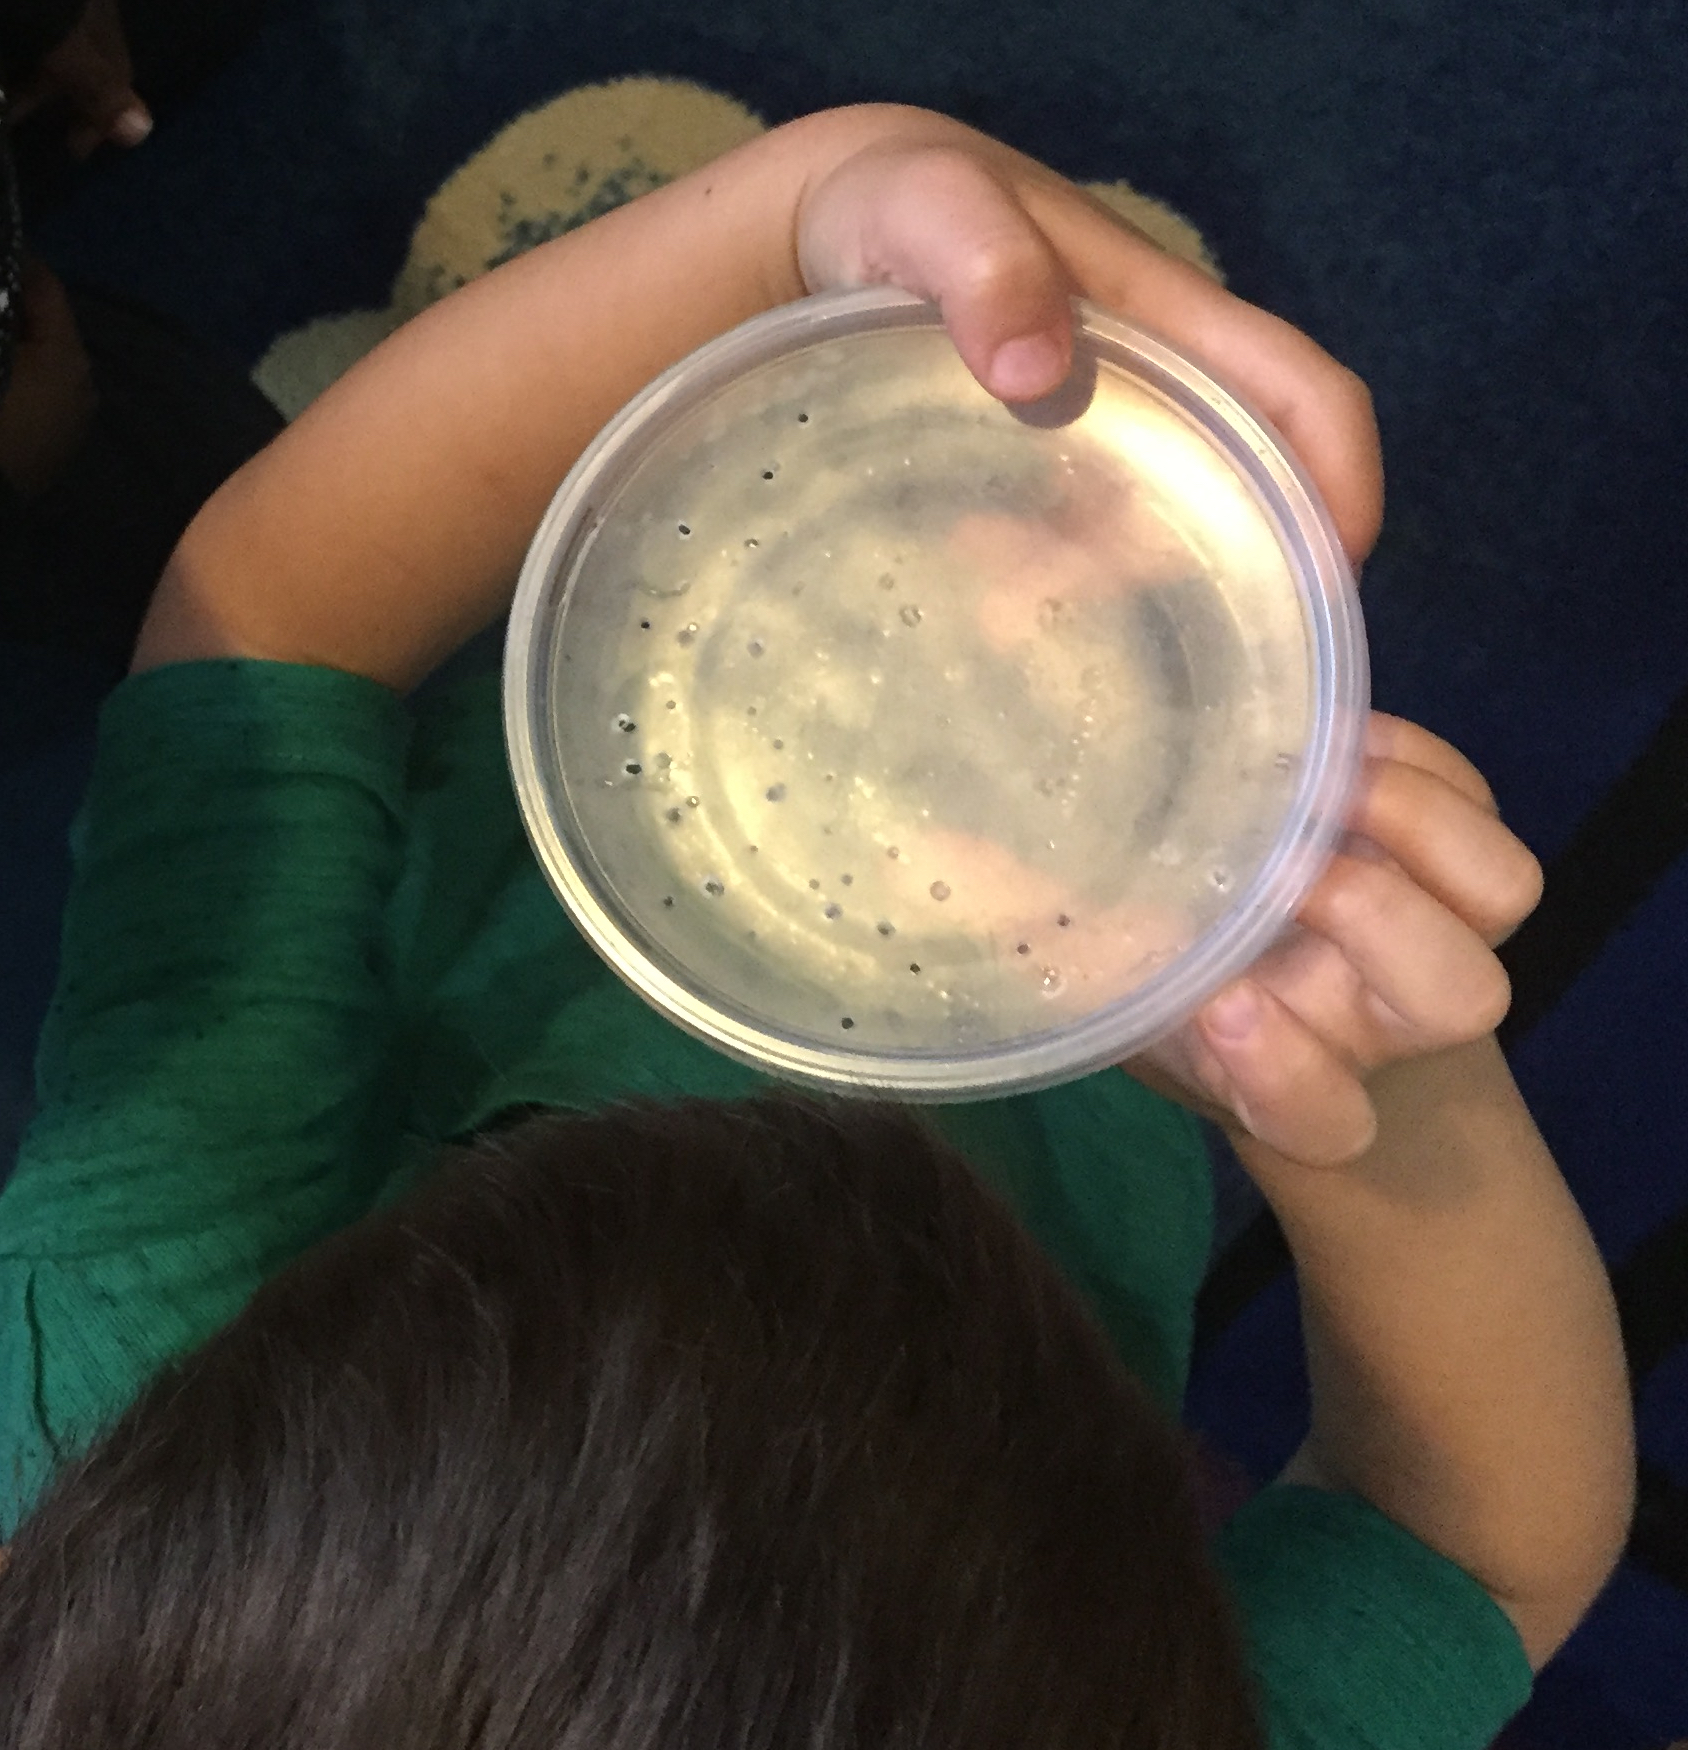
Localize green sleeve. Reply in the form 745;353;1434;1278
1215;1485;1534;1750
0;661;412;1536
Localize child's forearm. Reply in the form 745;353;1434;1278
1237;1035;1633;1667
131;107;920;690
133;102;1381;692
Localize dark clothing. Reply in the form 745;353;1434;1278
1;1;84;391
0;1;284;666
0;0;84;83
0;284;284;664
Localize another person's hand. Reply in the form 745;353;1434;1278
1128;713;1545;1167
0;257;95;497
9;0;150;157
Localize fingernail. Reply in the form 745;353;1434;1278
1205;983;1259;1041
112;106;153;148
988;332;1065;400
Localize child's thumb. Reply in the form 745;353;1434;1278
800;143;1075;404
1197;981;1380;1170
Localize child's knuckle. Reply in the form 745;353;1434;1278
1472;846;1543;945
1457;957;1513;1038
1455;759;1499;816
1498;847;1545;933
903;143;996;204
1333;363;1375;428
951;230;1049;302
1319;856;1388;938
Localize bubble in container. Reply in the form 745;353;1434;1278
504;287;1368;1099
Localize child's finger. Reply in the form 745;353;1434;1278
800;143;1077;402
1016;175;1383;563
1364;711;1497;813
799;116;1379;555
1347;757;1544;947
1195;979;1378;1167
1296;847;1514;1043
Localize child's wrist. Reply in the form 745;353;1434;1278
1231;1034;1512;1209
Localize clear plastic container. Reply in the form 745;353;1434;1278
505;287;1368;1098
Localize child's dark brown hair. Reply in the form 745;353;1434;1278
0;1096;1260;1750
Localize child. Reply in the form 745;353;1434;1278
0;105;1632;1749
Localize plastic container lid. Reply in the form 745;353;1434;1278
505;286;1368;1098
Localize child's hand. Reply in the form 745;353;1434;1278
795;116;1382;565
1128;713;1544;1168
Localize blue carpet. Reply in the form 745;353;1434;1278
7;0;1686;1741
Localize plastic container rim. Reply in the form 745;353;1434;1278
504;285;1369;1098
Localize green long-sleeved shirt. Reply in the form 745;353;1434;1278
0;658;1532;1749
